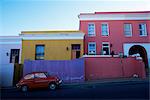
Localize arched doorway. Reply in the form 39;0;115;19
129;45;148;69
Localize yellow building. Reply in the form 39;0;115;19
20;31;84;63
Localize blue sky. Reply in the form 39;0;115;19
0;0;150;36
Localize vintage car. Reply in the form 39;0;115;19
16;72;62;92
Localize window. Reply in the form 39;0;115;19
101;23;109;36
88;42;96;55
35;45;45;60
24;74;34;80
35;73;47;78
124;24;132;36
139;24;147;36
88;23;95;36
10;49;20;63
102;42;110;55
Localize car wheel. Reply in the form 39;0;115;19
49;83;56;90
21;85;28;92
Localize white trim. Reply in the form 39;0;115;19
79;13;150;20
20;33;84;40
0;42;22;44
0;36;22;44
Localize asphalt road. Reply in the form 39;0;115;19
1;80;149;99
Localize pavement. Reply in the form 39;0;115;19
63;77;149;88
1;77;149;90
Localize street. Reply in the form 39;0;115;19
1;80;149;99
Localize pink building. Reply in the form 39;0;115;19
79;11;150;70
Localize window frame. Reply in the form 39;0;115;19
139;23;147;36
102;42;110;55
124;23;132;37
35;45;45;60
88;23;96;37
88;42;96;55
101;23;109;36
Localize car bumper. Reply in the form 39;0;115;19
57;80;62;85
16;84;21;88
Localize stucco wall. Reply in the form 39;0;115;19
0;36;22;64
80;20;150;55
0;44;22;64
85;57;146;80
0;63;14;87
22;40;84;63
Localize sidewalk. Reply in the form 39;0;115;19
62;77;149;88
1;77;149;90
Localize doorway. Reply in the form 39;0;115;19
10;49;20;63
129;45;148;70
71;44;81;59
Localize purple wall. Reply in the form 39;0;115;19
23;58;85;83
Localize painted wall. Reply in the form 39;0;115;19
21;40;84;63
85;57;146;80
0;37;22;64
0;64;14;87
0;36;22;87
80;20;150;55
0;44;22;64
23;58;85;83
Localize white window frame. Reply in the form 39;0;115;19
124;23;132;37
88;42;96;55
88;23;95;36
139;23;147;36
101;23;109;36
102;42;110;55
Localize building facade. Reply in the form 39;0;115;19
0;36;22;64
0;36;22;87
78;11;150;69
20;31;84;63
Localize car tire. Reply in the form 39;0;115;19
49;83;56;90
21;85;28;92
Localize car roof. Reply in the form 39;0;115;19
25;72;48;75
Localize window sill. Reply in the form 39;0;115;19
139;35;148;37
125;36;132;37
101;35;109;37
87;35;96;37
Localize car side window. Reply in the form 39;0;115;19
24;74;34;80
35;73;47;78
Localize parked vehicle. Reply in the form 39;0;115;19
16;72;62;92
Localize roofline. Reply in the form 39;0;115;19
79;11;150;15
21;30;82;34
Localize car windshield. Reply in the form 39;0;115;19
44;72;49;77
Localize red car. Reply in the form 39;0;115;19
16;72;62;92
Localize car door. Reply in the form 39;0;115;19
34;73;49;88
23;74;35;88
